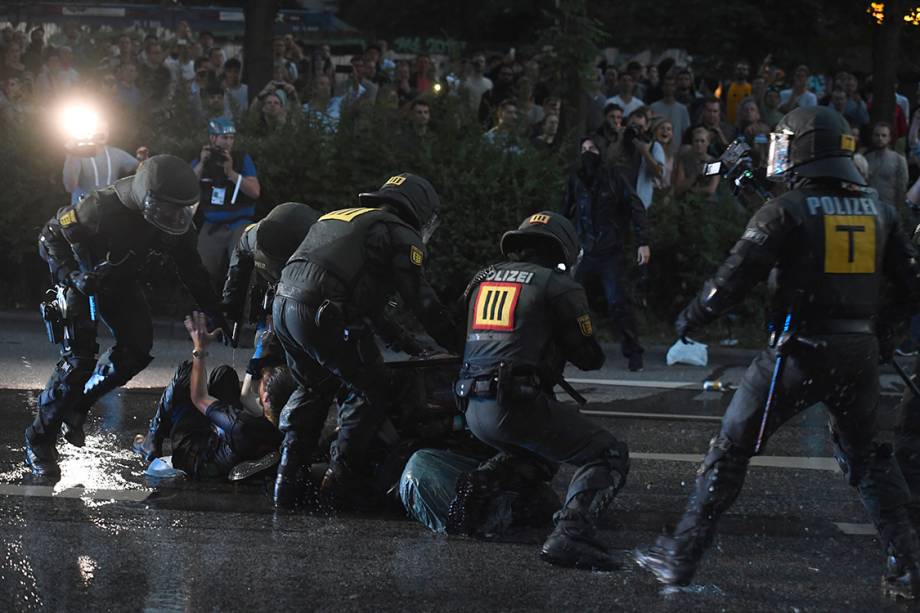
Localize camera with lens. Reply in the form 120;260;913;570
202;146;229;183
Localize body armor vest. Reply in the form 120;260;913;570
462;261;559;375
287;207;412;292
769;186;893;322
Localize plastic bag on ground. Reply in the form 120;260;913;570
144;456;187;479
666;337;709;367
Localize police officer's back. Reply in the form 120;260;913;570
454;212;630;571
634;106;920;600
271;173;458;508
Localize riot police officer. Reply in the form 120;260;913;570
634;106;920;600
271;173;459;507
27;154;230;477
221;201;321;364
453;211;629;570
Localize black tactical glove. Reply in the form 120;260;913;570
67;271;102;296
675;297;705;343
205;311;235;347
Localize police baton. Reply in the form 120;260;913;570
892;359;920;399
754;292;805;455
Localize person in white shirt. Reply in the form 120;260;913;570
606;72;644;117
461;54;493;112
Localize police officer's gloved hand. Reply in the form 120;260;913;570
68;271;101;296
675;299;704;343
205;311;235;347
878;332;897;364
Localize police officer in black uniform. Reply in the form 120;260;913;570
634;106;920;600
221;202;321;330
27;154;230;477
271;173;459;507
453;211;629;570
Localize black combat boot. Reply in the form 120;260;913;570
24;421;61;477
880;509;920;600
320;459;378;511
447;453;550;538
62;410;88;448
540;490;620;571
274;440;308;508
635;436;748;585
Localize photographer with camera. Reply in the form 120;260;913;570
62;109;145;205
193;117;260;291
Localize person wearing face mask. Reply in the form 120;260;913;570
271;173;460;508
562;138;650;372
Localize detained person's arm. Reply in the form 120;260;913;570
184;311;220;415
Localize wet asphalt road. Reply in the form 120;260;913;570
0;312;918;611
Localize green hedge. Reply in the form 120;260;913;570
0;95;765;339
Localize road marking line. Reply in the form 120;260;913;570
630;452;840;471
568;378;701;390
581;409;722;422
0;484;150;502
569;377;902;397
834;522;877;536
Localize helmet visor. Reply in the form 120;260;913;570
766;131;793;181
142;191;195;235
420;211;440;245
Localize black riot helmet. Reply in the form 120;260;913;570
358;173;441;243
253;202;321;282
500;211;582;270
113;154;199;234
766;106;865;185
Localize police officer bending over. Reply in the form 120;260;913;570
221;201;321;367
272;173;459;507
454;211;629;570
27;154;231;477
634;107;920;600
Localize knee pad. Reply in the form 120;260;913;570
83;347;153;396
39;355;96;408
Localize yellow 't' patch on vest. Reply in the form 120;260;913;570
472;282;521;331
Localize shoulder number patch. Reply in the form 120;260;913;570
384;175;407;186
59;209;78;227
472;282;521;331
577;314;594;337
529;213;551;225
319;207;380;223
410;245;424;266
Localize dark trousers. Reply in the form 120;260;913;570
574;251;642;358
33;282;153;440
272;295;390;469
464;391;629;520
673;334;912;553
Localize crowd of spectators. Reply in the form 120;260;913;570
3;20;920;333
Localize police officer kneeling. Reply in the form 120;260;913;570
455;212;629;570
272;173;459;507
634;106;920;600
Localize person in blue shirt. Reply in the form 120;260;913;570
192;117;261;291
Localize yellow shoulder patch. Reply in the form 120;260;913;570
410;245;424;266
577;314;594;337
319;207;380;223
59;209;78;227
